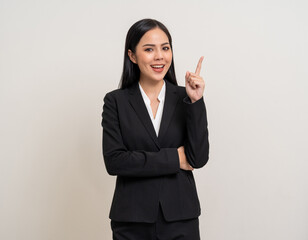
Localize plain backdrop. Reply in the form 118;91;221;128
0;0;307;239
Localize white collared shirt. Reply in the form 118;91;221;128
139;80;166;137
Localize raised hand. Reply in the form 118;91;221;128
185;56;205;103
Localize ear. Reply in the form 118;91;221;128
128;49;137;64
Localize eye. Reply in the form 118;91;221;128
145;48;153;52
163;46;170;51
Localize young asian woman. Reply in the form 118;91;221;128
101;18;209;240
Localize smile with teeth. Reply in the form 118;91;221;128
151;65;165;69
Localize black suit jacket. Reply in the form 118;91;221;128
101;80;209;223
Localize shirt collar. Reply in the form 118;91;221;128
139;80;166;104
157;80;166;102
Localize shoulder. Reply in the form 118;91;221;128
103;88;127;102
176;85;186;94
165;80;187;97
174;84;188;99
171;84;196;104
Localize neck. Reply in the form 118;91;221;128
139;78;164;100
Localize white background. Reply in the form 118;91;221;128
0;0;307;239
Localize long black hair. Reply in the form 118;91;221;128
119;18;178;89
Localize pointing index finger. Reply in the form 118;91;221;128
195;56;204;75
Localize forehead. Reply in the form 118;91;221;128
138;28;169;45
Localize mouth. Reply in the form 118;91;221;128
151;64;165;72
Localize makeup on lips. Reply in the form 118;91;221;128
151;64;165;72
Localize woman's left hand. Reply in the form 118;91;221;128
185;56;205;103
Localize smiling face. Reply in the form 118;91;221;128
128;27;172;84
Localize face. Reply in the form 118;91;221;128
128;27;172;83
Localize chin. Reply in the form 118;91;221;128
141;68;169;82
151;76;166;82
145;73;165;82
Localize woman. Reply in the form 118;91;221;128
102;18;209;240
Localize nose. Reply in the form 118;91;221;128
154;49;163;60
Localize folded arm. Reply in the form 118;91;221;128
102;92;180;177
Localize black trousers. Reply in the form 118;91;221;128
111;205;200;240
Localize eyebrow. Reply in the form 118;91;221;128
142;42;170;47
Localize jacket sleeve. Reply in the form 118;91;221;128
183;96;210;168
101;92;180;177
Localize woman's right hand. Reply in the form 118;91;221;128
177;146;194;171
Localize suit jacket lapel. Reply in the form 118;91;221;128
127;80;179;149
158;80;179;142
128;82;161;148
